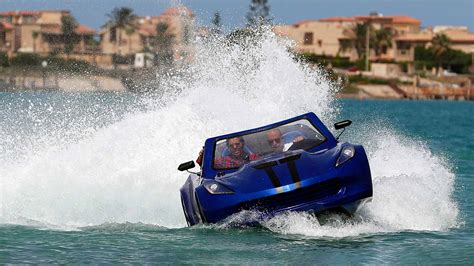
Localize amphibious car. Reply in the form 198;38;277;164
178;112;372;226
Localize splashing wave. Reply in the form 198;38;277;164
0;30;458;235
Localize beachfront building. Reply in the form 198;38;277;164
275;14;474;65
274;14;423;62
0;21;14;57
0;10;96;57
396;26;474;62
99;6;194;62
274;19;356;60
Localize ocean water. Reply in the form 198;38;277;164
1;31;473;263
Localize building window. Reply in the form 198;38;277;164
303;32;313;45
109;27;117;42
318;40;322;47
397;42;410;55
22;16;36;23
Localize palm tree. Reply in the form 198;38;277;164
154;22;175;67
106;7;136;60
61;15;80;59
212;11;222;35
350;23;374;60
373;28;393;58
125;25;135;55
431;33;451;75
336;38;352;58
246;0;272;28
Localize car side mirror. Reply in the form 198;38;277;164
178;161;195;171
334;120;352;130
334;120;352;140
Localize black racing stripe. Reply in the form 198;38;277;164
253;161;278;169
287;161;301;184
278;154;301;164
264;167;282;188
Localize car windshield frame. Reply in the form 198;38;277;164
211;118;327;171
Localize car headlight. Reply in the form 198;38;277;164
203;181;234;195
336;146;355;167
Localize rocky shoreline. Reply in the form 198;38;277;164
1;70;473;101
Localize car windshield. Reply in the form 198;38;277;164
213;119;326;170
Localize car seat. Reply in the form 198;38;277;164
282;131;304;144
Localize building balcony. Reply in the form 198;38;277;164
395;49;414;62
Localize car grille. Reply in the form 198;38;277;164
238;178;342;212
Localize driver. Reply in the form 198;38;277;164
215;136;259;169
266;128;285;152
266;128;304;152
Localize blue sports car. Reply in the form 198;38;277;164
178;112;372;226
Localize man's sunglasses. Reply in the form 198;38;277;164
268;138;282;145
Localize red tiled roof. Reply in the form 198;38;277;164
76;24;95;34
355;15;393;21
319;16;356;23
0;10;69;16
320;15;420;25
0;11;40;16
0;21;13;30
161;6;193;17
294;19;318;26
391;16;421;25
355;15;420;25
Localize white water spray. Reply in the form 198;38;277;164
0;29;458;235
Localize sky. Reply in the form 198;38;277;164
1;0;473;31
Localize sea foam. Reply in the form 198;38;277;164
0;29;458;235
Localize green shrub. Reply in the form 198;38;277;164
413;61;435;71
415;45;435;61
297;53;327;66
10;53;41;66
415;44;472;74
398;61;409;72
331;57;352;68
44;56;96;73
112;54;134;65
355;59;369;71
348;75;390;85
0;52;9;67
297;53;353;68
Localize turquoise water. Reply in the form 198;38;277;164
1;92;472;263
0;30;472;263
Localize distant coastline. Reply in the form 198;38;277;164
1;66;472;101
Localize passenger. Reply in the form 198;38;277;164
266;128;304;152
196;148;204;166
215;136;259;169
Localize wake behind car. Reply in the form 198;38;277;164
178;112;372;226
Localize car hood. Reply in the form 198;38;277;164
214;147;342;194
